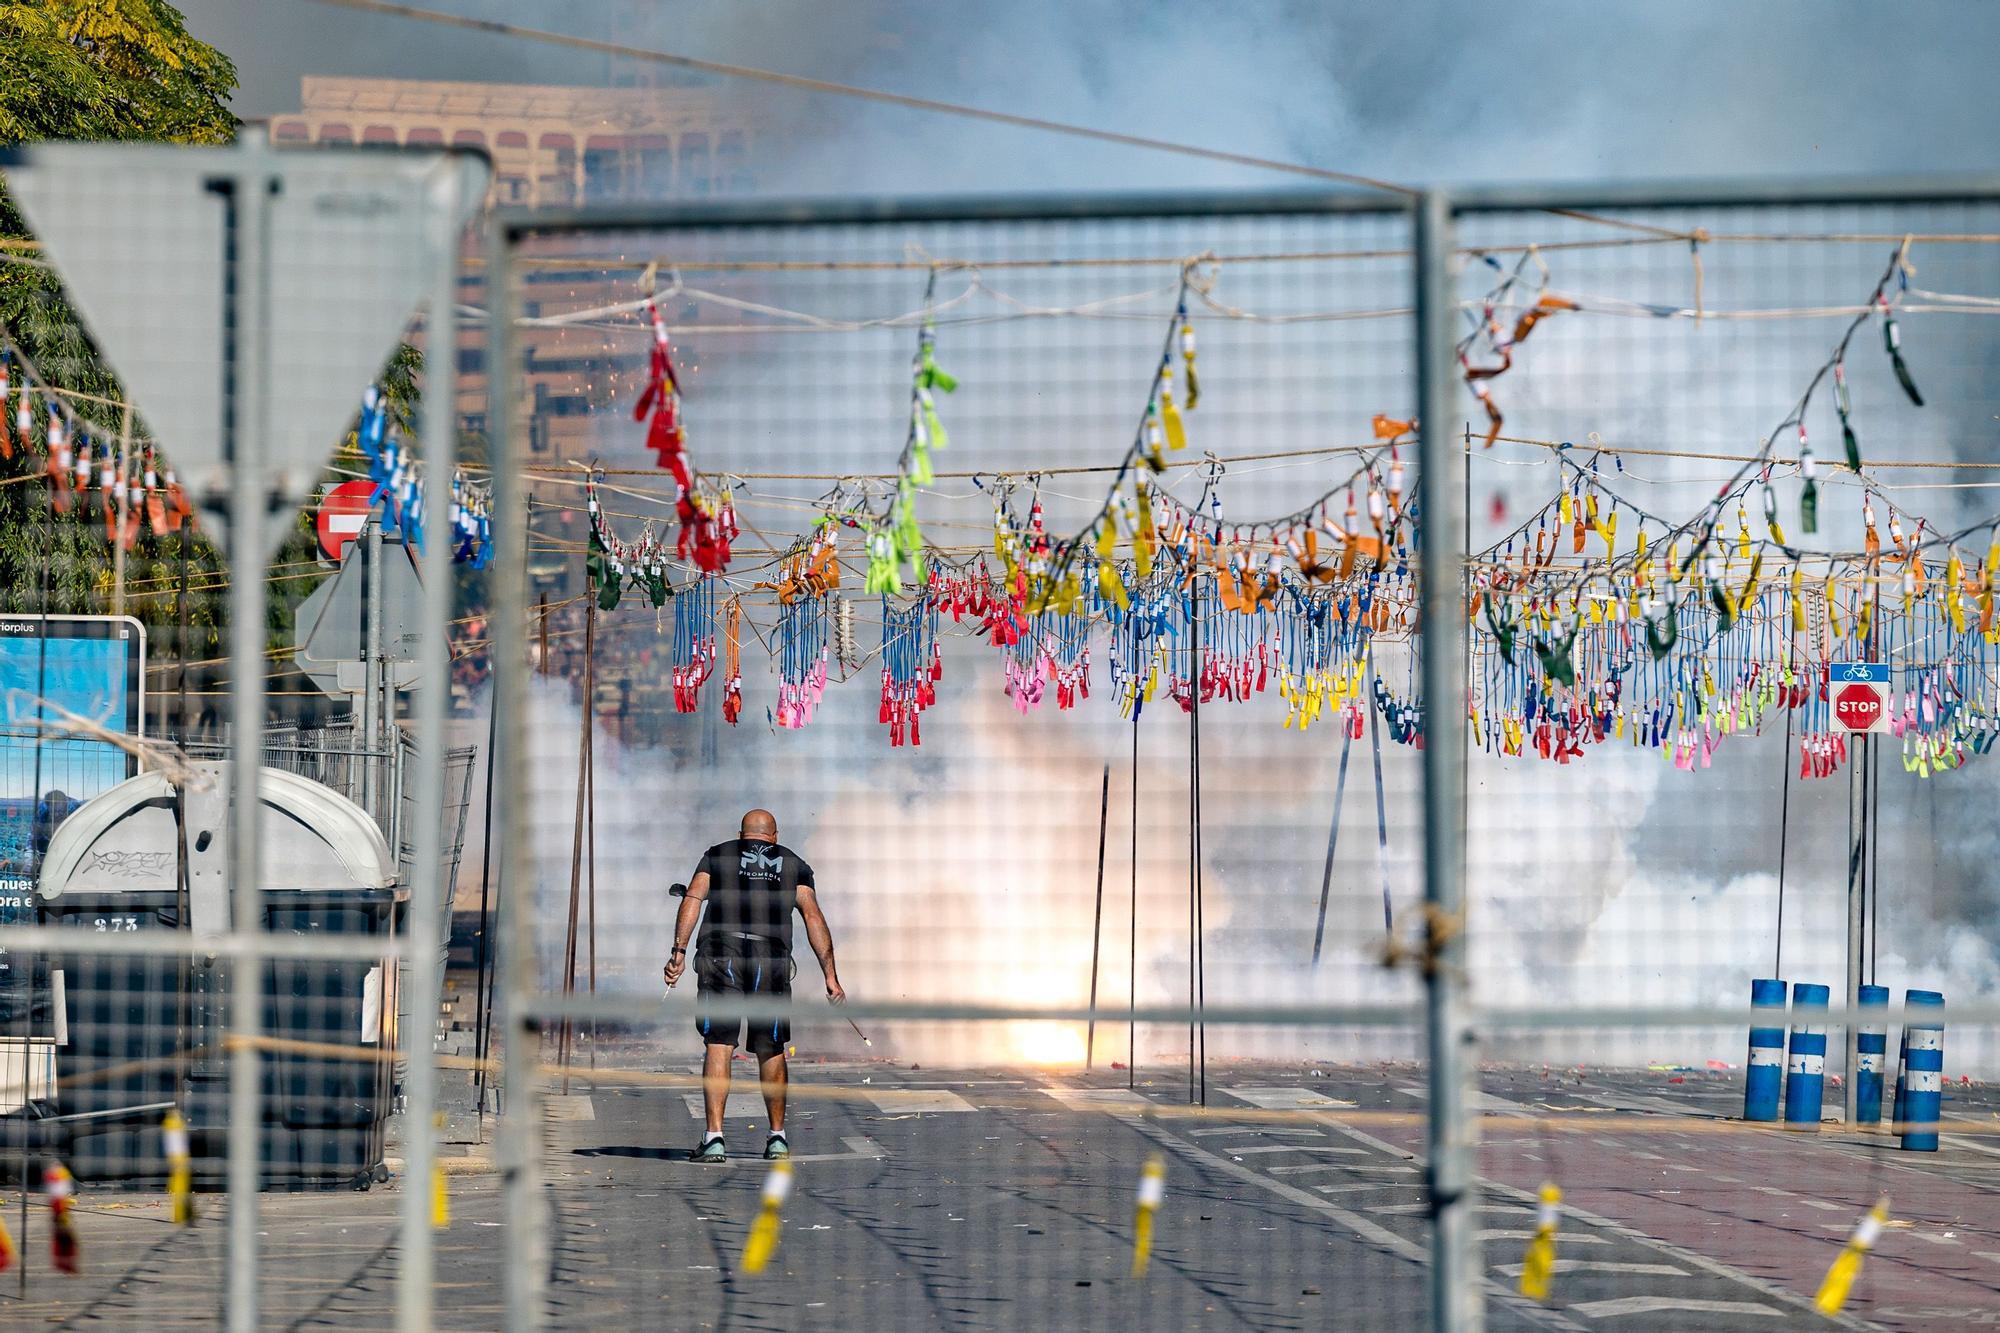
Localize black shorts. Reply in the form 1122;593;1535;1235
694;936;793;1056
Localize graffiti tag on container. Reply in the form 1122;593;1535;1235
81;850;172;879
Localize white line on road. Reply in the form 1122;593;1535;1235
1567;1296;1782;1319
1185;1126;1326;1138
1229;1145;1365;1156
1491;1260;1688;1278
1127;1121;1586;1333
1480;1230;1610;1245
1268;1161;1402;1177
1304;1113;1877;1331
1221;1086;1357;1110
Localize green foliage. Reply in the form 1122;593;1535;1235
0;1;240;663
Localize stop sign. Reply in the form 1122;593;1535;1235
317;479;380;562
1835;682;1884;732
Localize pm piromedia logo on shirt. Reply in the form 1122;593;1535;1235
740;846;783;876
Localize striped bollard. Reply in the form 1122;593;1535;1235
1900;989;1945;1152
1744;978;1787;1122
1854;985;1889;1126
1783;983;1829;1130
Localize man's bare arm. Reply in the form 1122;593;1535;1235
796;884;844;1002
663;871;710;988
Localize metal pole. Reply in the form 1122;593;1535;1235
112;400;132;616
1844;734;1867;1125
490;220;547;1333
1187;576;1198;1106
221;144;275;1333
1415;189;1479;1333
364;511;384;821
1128;712;1137;1089
1310;729;1355;966
177;528;190;739
472;687;500;1113
1085;764;1109;1069
397;157;470;1333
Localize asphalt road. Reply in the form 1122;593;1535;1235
532;1054;2000;1331
11;1055;2000;1329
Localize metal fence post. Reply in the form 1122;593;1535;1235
1415;188;1481;1333
490;215;547;1333
222;146;274;1333
397;156;476;1333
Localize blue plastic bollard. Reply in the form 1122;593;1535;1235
1855;984;1889;1126
1744;978;1787;1122
1784;982;1830;1129
1900;989;1945;1152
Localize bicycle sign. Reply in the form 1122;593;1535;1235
1830;662;1891;733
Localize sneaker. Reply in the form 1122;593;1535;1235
691;1135;726;1163
763;1132;790;1161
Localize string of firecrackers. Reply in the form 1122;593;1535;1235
878;592;942;745
355;387;493;566
1466;434;2000;778
1460;249;1579;449
577;251;2000;775
1663;244;1928;609
0;335;193;542
863;289;957;597
1023;275;1202;614
584;468;671;611
669;573;718;714
632;290;740;574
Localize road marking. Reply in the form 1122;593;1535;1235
1269;1161;1403;1177
1800;1200;1843;1212
1299;1104;1872;1328
1568;1296;1782;1319
1185;1126;1325;1138
1130;1122;1585;1332
1481;1230;1610;1245
545;1095;596;1122
1229;1145;1365;1157
1492;1260;1687;1278
1222;1086;1356;1110
1749;1186;1790;1196
863;1090;977;1113
1315;1182;1422;1194
1905;1230;1963;1247
1374;1202;1529;1216
1040;1087;1151;1109
1974;1251;2000;1265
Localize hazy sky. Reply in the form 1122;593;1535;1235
180;0;2000;195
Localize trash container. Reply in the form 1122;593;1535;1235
36;762;400;1188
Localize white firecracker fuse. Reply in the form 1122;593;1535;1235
763;1160;794;1207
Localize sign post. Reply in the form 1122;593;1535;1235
3;131;485;1333
1831;661;1888;1125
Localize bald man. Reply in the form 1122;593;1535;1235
664;809;843;1161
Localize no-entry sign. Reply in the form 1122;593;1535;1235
1831;661;1891;734
316;479;380;562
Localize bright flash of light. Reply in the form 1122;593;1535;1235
1015;1023;1089;1067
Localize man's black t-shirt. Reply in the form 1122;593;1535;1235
695;839;814;950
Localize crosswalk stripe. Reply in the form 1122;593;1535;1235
1567;1297;1781;1319
1491;1261;1687;1278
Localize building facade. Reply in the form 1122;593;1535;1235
272;76;766;207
